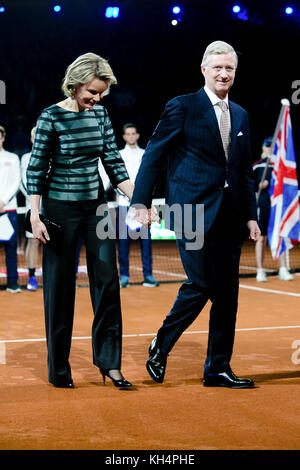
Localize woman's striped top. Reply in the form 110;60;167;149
26;104;129;201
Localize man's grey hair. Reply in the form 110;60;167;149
201;41;238;68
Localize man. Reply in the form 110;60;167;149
118;123;159;288
0;125;22;293
130;41;260;388
20;126;40;291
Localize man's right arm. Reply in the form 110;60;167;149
131;97;184;208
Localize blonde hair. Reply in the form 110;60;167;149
31;126;37;144
31;126;36;139
0;125;6;138
62;52;117;98
201;41;238;68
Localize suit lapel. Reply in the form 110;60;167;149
196;88;226;162
228;101;239;160
197;89;242;161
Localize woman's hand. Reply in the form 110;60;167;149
30;212;50;244
29;195;49;244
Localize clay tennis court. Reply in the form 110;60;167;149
0;240;300;451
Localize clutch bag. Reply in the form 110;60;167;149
25;210;63;247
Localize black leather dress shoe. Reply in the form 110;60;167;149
146;337;167;383
203;368;254;389
51;377;75;389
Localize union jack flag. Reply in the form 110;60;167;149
268;102;300;259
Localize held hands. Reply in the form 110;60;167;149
30;213;50;244
247;220;261;241
135;206;160;226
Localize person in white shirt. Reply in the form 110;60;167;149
0;125;22;292
20;126;40;291
118;124;159;287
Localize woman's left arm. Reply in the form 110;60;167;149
100;109;130;187
116;179;134;201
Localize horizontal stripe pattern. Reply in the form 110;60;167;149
26;104;129;201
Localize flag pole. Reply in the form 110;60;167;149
257;99;290;200
285;240;291;270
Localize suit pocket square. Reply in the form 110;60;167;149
237;131;243;136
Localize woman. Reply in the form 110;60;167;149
27;52;134;388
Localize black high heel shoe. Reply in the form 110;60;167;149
100;369;132;389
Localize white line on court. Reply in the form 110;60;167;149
0;284;299;363
1;325;300;365
1;325;300;346
0;342;5;364
239;284;300;297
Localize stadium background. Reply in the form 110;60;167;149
1;1;300;454
0;0;300;286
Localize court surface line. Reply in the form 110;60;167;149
1;325;300;345
0;285;299;347
239;284;300;297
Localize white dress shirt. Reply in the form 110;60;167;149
118;144;144;206
204;85;230;186
20;151;31;207
0;148;21;211
204;85;231;128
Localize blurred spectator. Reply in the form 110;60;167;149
0;125;22;292
253;137;294;282
20;126;40;291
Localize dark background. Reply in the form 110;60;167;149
0;0;299;194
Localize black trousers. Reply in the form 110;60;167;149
156;189;243;374
42;198;122;385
